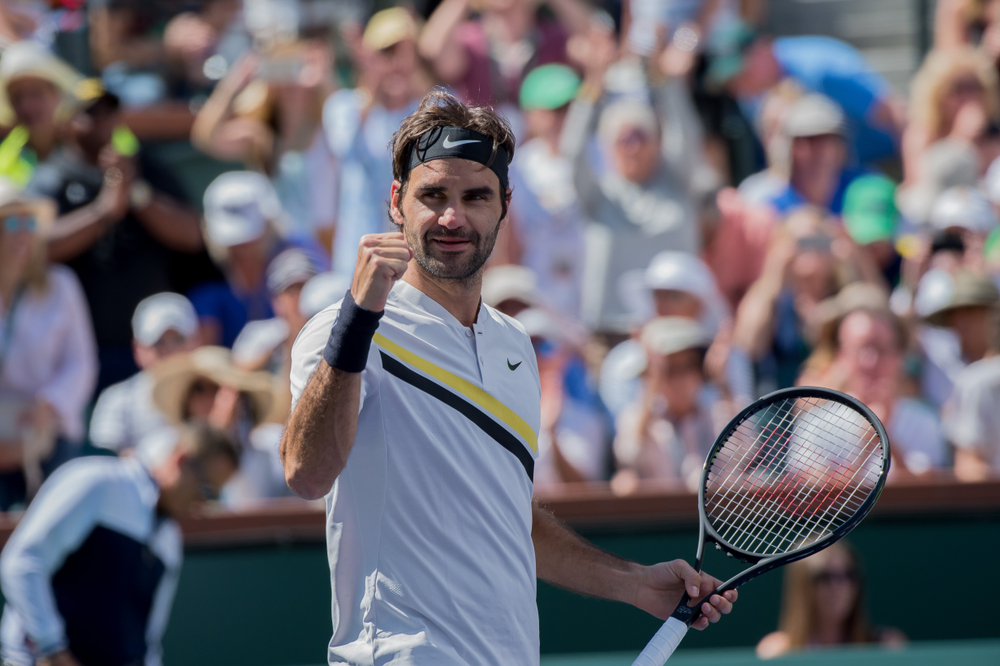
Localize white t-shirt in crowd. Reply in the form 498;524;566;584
290;280;541;665
943;355;1000;470
0;265;97;441
89;370;170;454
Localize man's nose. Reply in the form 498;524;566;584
438;202;467;229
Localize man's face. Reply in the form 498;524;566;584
273;282;308;333
836;311;901;399
163;453;238;519
612;125;660;184
371;38;418;98
6;76;60;131
391;158;506;283
72;104;120;155
134;329;197;370
791;134;846;182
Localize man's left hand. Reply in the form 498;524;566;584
632;559;737;630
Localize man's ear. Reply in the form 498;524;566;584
499;188;513;230
389;180;404;225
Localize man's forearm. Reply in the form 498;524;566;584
46;203;116;263
134;195;204;252
532;502;640;605
280;361;361;500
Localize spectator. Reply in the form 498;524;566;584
191;41;337;246
943;346;1000;481
601;251;751;418
231;248;317;427
190;170;324;348
806;293;948;477
612;317;736;494
0;181;96;510
841;174;903;288
732;208;847;393
150;346;287;503
322;7;428;275
562;34;719;334
516;308;611;489
0;41;79;186
756;542;905;659
904;47;1000;185
935;0;997;50
767;94;865;216
705;20;903;166
915;270;1000;409
89;292;200;455
418;0;591;110
26;84;204;391
504;64;586;319
0;424;238;666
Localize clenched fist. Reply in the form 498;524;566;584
351;232;414;312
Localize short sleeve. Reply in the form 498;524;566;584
288;304;380;414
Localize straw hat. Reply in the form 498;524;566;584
915;270;1000;327
811;282;892;347
151;346;279;426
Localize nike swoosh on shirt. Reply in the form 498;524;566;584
507;359;521;371
442;137;480;149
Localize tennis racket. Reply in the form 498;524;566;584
632;387;890;666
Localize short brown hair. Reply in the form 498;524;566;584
389;89;515;217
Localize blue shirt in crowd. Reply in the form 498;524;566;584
771;36;898;165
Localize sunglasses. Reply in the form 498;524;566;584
2;215;36;233
813;569;859;585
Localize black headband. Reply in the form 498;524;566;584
406;126;510;193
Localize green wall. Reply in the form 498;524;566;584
156;511;1000;665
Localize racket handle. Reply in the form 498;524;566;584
631;617;689;666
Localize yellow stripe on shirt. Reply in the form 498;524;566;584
373;332;538;454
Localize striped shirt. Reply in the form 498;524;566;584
290;280;541;665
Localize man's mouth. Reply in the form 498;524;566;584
429;237;472;251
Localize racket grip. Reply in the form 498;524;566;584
631;617;689;666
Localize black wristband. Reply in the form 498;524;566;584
323;291;384;372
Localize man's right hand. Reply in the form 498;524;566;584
351;232;413;312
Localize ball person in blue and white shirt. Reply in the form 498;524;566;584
282;90;737;665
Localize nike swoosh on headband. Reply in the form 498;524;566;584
442;137;481;148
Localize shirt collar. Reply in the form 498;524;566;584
392;279;487;330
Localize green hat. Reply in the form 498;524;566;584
519;64;580;111
842;175;899;246
705;20;757;90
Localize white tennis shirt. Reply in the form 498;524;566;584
290;280;541;666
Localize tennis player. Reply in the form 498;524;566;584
282;90;736;665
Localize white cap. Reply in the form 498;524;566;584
203;171;281;247
482;265;541;309
643;251;729;334
928;186;998;234
299;272;351;319
984;155;1000;205
132;292;198;346
783;94;846;138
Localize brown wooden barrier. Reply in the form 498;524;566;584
0;476;997;549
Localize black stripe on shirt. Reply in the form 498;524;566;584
379;351;534;481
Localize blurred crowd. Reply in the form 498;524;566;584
1;0;1000;515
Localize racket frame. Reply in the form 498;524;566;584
670;386;890;626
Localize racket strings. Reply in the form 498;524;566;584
711;399;882;554
703;397;885;557
716;400;881;553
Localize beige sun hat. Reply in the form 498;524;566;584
811;282;892;347
915;270;1000;327
151;346;279;426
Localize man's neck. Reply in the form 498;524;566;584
401;265;482;327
